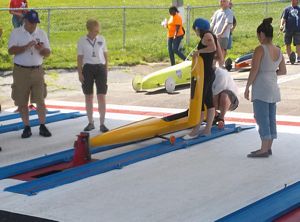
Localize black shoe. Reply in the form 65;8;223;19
39;124;52;137
22;126;32;138
100;124;109;133
247;151;269;158
251;149;272;155
290;52;296;64
83;123;95;131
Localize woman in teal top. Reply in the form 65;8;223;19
244;18;286;158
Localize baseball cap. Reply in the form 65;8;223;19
24;10;40;23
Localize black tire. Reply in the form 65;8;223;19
225;58;233;71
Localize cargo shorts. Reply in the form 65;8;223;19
11;65;47;106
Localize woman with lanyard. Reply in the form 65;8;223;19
166;6;186;66
184;18;223;139
77;19;109;133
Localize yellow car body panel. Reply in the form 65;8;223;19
90;56;204;148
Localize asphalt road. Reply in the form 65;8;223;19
1;61;300;116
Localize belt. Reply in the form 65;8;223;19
14;63;41;69
84;63;104;66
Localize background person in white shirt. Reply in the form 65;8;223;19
77;19;109;133
8;10;51;139
210;0;233;60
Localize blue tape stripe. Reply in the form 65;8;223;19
0;112;84;134
216;182;300;222
0;142;138;179
0;110;59;122
0;149;73;179
4;124;250;196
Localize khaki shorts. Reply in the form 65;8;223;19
11;65;47;106
218;37;229;50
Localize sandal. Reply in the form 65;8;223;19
247;151;269;158
251;149;272;155
217;119;225;129
213;111;221;125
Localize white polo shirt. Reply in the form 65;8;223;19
8;26;50;66
77;35;107;65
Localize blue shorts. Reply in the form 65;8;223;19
284;31;300;46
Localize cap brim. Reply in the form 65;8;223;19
27;18;40;24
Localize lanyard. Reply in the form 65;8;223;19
87;37;97;57
87;37;97;49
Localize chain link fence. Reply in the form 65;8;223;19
0;1;289;68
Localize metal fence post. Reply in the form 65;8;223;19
122;7;126;49
47;9;51;42
186;5;191;45
265;1;269;17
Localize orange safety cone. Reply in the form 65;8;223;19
72;132;91;167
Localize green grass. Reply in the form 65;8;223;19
0;0;292;69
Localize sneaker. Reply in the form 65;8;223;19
83;123;95;131
289;52;296;64
100;124;109;133
39;124;52;137
21;126;32;138
297;57;300;63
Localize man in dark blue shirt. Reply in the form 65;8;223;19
280;0;300;62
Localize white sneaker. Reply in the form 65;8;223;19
183;134;198;140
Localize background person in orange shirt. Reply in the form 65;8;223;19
9;0;28;28
166;6;186;66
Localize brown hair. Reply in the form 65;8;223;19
86;19;99;31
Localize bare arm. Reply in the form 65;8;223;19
35;43;51;57
244;46;263;100
197;33;216;54
39;48;51;57
8;40;36;55
280;17;286;31
215;38;224;67
277;54;287;75
231;20;237;32
174;25;180;38
104;51;108;72
77;55;84;83
217;23;231;38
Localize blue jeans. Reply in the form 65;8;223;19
253;99;277;140
227;33;233;49
168;36;186;66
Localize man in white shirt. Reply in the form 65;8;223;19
77;19;109;132
8;10;51;138
210;0;234;60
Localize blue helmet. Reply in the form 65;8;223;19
192;18;210;31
